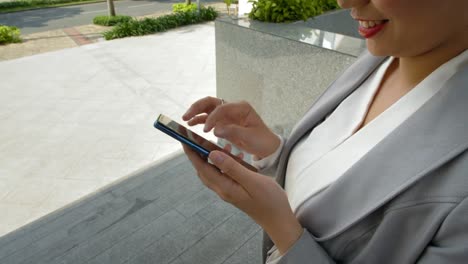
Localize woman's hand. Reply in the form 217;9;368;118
182;96;280;159
182;145;303;255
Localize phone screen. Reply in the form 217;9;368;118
154;114;257;172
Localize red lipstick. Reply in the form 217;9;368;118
358;21;388;38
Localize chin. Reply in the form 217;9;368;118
366;41;393;57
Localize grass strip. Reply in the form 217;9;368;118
93;15;132;26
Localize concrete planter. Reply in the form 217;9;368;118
215;10;366;137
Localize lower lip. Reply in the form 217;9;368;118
358;22;387;38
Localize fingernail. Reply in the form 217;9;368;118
209;151;225;164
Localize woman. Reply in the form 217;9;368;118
182;0;468;263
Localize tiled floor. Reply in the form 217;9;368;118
0;154;262;264
0;22;217;237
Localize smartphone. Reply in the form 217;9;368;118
154;114;257;172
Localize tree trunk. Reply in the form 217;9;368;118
185;0;191;5
107;0;116;17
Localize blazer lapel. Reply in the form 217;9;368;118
296;66;468;240
276;51;387;186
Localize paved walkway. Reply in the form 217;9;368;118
0;23;109;61
0;20;219;237
0;154;262;264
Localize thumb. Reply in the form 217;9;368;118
209;150;254;186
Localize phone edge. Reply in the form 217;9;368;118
154;121;210;157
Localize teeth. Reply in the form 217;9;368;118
359;20;385;28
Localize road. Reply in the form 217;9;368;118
0;0;221;34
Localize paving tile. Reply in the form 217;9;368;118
122;167;204;213
0;203;36;236
0;95;34;111
2;196;141;264
127;214;215;264
1;178;56;206
29;200;74;223
223;230;263;264
1;155;77;181
177;211;261;264
46;202;168;264
122;137;164;162
153;142;184;161
0;108;17;121
87;137;132;160
0;155;37;180
175;188;218;218
0;179;13;200
64;157;132;181
196;200;239;226
0;191;125;259
168;257;186;264
40;179;102;206
87;210;186;264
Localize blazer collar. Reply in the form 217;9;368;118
276;51;387;186
296;63;468;241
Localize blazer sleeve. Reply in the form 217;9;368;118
266;229;336;264
416;196;468;263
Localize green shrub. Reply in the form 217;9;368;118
0;25;21;45
172;3;197;13
318;0;339;10
103;6;218;40
93;15;133;26
249;0;339;23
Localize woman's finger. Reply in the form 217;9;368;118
183;96;221;121
203;101;252;132
187;114;208;126
182;145;245;202
208;150;256;191
182;144;231;187
223;143;232;153
214;124;250;149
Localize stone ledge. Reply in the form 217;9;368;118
215;11;366;136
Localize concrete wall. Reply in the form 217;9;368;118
215;15;366;137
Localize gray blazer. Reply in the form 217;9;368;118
263;51;468;263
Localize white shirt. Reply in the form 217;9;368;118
253;50;468;212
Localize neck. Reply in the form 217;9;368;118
394;35;467;90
